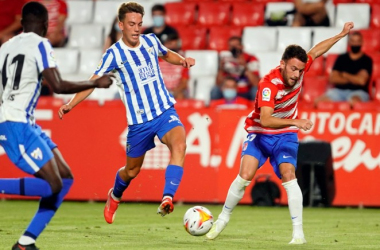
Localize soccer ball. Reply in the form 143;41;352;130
183;206;214;236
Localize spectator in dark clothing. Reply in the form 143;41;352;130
292;0;330;27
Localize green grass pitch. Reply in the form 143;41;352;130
1;200;380;249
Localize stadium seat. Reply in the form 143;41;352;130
277;27;312;52
355;0;380;4
336;3;370;29
54;48;79;75
231;3;265;27
185;50;218;77
253;51;283;77
208;27;243;51
197;2;231;27
87;84;120;105
325;1;336;27
265;2;295;26
93;1;121;26
302;76;328;103
316;101;351;111
371;53;380;82
165;2;196;26
66;1;93;24
242;27;278;54
371;4;380;28
325;54;339;76
189;76;216;105
313;28;348;56
307;56;325;76
177;27;207;50
78;49;103;76
68;24;104;49
352;101;380;111
333;0;354;3
359;29;380;54
375;78;380;101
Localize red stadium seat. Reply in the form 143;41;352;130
325;54;339;76
355;0;380;4
231;3;265;27
307;56;325;76
208;27;243;51
359;29;380;53
165;2;196;26
375;78;380;101
371;4;380;28
302;76;328;103
177;26;207;50
352;101;380;111
252;0;287;3
371;53;380;81
197;2;231;27
317;101;351;111
219;0;249;1
333;0;354;3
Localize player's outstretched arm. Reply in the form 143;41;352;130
307;22;354;60
160;50;195;68
260;106;313;131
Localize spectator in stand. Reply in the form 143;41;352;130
159;33;189;100
0;0;25;46
103;16;123;52
37;0;68;47
210;76;251;109
142;4;178;44
211;36;260;101
292;0;330;27
316;31;372;106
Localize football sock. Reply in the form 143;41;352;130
282;179;304;237
0;178;53;197
221;175;251;221
22;178;73;241
112;169;130;199
163;165;183;198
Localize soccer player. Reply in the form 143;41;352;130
0;2;114;250
206;22;354;244
58;2;195;223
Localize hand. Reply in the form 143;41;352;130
94;74;115;88
341;22;354;37
180;57;195;68
58;103;73;120
295;119;313;131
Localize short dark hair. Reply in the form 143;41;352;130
22;1;48;24
281;45;308;63
228;36;242;44
118;2;144;22
152;4;166;13
350;31;362;39
223;76;238;86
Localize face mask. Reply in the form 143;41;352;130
230;47;242;58
153;16;165;27
350;45;361;54
223;89;237;100
114;23;121;32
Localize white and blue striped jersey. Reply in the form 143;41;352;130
95;33;176;125
0;32;57;125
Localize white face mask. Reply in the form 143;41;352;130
223;89;237;100
153;16;165;27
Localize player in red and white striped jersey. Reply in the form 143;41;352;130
207;22;354;244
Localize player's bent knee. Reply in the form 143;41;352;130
281;172;296;182
172;142;186;155
50;179;63;194
126;168;141;179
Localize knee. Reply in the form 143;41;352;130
124;166;141;179
50;179;63;194
172;142;186;155
281;171;296;183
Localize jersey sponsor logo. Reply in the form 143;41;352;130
262;87;271;101
147;47;154;55
137;109;145;114
50;50;56;62
168;115;181;123
31;147;43;160
138;62;155;81
0;135;7;141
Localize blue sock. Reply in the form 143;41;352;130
0;178;53;197
163;165;183;198
24;178;73;240
112;170;130;198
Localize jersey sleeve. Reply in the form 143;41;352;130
36;40;57;73
94;49;117;76
149;34;168;56
257;81;278;109
304;54;314;73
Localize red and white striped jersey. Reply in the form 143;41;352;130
244;55;313;134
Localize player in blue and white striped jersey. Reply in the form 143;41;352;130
58;2;195;223
0;2;114;250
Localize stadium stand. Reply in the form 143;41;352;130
335;3;370;29
313;28;348;56
208;26;243;51
302;76;329;103
68;24;104;49
371;4;380;28
242;27;278;54
231;2;265;27
277;27;312;52
197;2;231;27
66;1;93;25
165;2;196;26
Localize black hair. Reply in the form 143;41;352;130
228;36;242;44
223;76;238;86
151;4;166;14
281;44;308;63
22;1;48;24
118;2;144;22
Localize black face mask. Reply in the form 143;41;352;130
350;45;361;54
230;47;242;58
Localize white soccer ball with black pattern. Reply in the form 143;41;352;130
183;206;214;236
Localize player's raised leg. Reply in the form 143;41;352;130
280;163;306;244
158;121;186;216
206;154;257;240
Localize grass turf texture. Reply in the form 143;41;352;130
1;201;379;249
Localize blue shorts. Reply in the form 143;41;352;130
0;122;56;175
241;133;299;179
126;107;184;157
